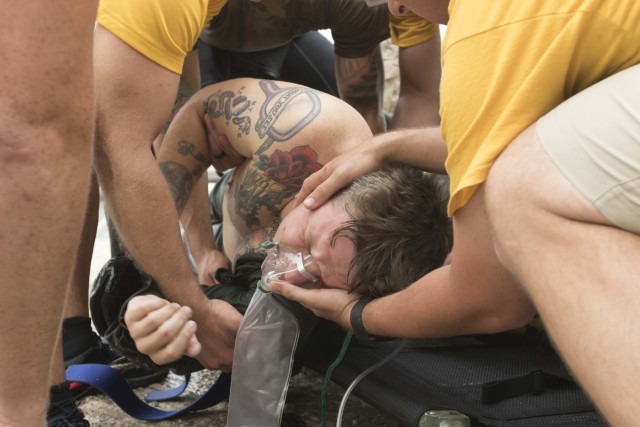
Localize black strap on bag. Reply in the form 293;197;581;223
482;369;576;404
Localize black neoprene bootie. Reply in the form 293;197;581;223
47;381;90;427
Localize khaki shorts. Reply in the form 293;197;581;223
537;64;640;234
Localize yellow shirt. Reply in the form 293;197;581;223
97;0;227;74
389;12;437;47
441;0;640;214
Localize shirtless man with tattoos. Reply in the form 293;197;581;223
94;78;450;367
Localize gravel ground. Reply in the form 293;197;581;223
79;367;400;426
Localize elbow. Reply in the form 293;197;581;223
475;299;537;334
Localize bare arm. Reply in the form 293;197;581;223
391;33;442;129
335;47;386;134
294;31;445;210
273;188;535;338
295;126;447;209
93;27;239;371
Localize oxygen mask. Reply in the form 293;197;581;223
228;241;319;426
259;241;320;291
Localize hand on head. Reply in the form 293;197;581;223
294;143;384;209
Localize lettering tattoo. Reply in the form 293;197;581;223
255;80;321;155
204;86;255;138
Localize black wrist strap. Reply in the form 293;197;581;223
350;296;374;340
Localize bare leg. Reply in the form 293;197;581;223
50;173;100;386
486;126;640;426
0;1;97;425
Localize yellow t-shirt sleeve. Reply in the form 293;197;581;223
97;0;226;74
389;12;437;48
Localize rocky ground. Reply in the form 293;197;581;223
79;367;400;426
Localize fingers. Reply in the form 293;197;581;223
124;294;169;325
270;281;361;329
197;250;231;285
185;334;202;358
128;301;180;338
295;166;334;209
269;281;316;308
127;299;199;365
148;319;200;366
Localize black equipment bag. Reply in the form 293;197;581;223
90;254;344;375
308;330;606;426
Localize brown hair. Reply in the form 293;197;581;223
332;166;452;297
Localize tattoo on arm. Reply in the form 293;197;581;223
335;50;383;109
177;140;209;176
159;140;209;213
201;81;323;229
159;161;193;213
203;86;255;138
255;80;321;155
162;77;196;134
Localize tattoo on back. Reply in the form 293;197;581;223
202;81;324;231
234;145;322;229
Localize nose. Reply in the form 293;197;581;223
387;0;408;16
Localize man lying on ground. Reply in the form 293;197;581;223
93;78;451;368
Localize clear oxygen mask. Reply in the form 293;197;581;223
227;241;320;427
259;241;320;292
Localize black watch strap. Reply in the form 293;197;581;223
350;296;374;340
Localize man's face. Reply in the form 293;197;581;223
273;201;355;290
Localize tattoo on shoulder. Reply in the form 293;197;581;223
203;86;255;138
233;145;322;228
255;80;322;155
